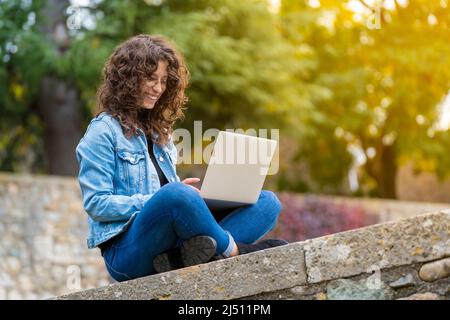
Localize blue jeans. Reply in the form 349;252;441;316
102;182;282;281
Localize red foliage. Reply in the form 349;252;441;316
267;194;374;242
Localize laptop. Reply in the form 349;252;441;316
200;131;278;210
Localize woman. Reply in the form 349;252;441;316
76;34;287;282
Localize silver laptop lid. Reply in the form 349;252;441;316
200;131;278;205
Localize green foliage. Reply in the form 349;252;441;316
1;0;450;197
0;0;48;171
93;0;320;134
279;0;450;196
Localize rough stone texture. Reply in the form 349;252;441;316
242;280;330;300
326;278;395;300
397;292;443;300
388;273;416;289
1;173;448;300
304;210;450;283
57;244;306;300
59;212;449;300
247;263;449;300
243;282;327;300
0;173;111;299
419;258;450;282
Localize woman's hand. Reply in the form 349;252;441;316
182;177;201;193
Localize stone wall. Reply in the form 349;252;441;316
397;162;450;203
58;210;450;300
0;173;110;299
0;173;448;299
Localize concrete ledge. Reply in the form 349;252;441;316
304;210;450;283
57;210;449;300
58;243;306;300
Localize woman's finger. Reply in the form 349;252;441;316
182;177;201;184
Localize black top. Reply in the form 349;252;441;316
148;138;169;187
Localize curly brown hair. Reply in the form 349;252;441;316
96;34;189;146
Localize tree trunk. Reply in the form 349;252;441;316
377;144;397;199
37;0;82;176
365;143;398;199
38;78;82;175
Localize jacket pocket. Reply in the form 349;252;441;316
116;150;146;194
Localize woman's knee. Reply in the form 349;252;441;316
154;182;204;213
157;182;198;201
260;190;282;220
159;181;191;193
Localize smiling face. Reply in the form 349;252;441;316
99;34;189;145
140;60;169;109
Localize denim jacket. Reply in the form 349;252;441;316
75;112;180;249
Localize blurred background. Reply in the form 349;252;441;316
0;0;449;299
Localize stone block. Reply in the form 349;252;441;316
304;211;450;283
57;244;306;300
419;257;450;282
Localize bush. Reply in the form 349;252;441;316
266;193;375;242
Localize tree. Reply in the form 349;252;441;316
0;0;46;172
37;0;84;175
280;0;450;198
1;0;85;175
1;0;321;179
142;0;321;135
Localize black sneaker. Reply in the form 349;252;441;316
237;238;288;255
153;235;217;273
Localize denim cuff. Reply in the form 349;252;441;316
131;193;151;210
221;231;236;258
